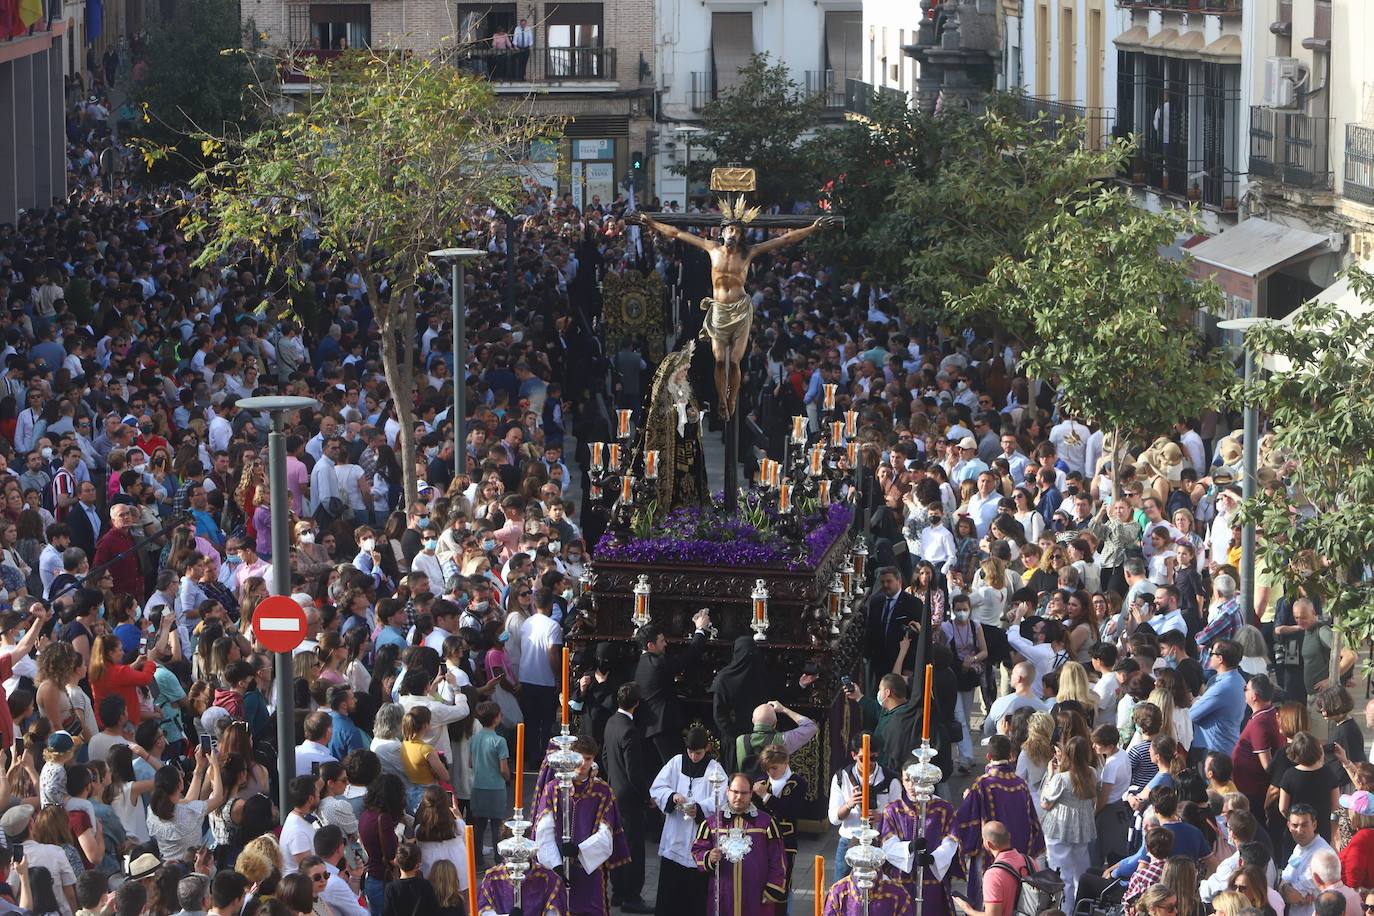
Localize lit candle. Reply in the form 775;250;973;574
814;855;825;916
823;383;837;411
809;446;824;476
829;586;841;617
465;824;478;916
792;415;807;443
922;663;933;741
845;410;858;437
754;594;765;623
645;450;659;479
514;723;525;807
846;440;859;466
621;475;634;503
634;588;648;621
561;646;570;727
819;478;831;506
609;442;622;468
830;420;845;444
779;481;792;514
860;733;871;821
590;441;604;469
616;409;633;439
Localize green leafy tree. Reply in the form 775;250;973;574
185;51;559;504
1234;272;1374;676
955;188;1230;473
881;104;1128;318
682;54;825;205
131;0;263;157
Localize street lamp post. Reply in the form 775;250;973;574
238;395;321;817
1217;317;1276;622
429;248;485;483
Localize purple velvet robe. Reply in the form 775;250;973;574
878;794;962;916
690;806;788;916
533;775;630;916
953;763;1046;864
823;874;916;916
478;861;567;916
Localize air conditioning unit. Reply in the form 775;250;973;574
1263;56;1306;109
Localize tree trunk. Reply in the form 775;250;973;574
378;290;420;508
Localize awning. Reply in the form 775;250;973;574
1114;26;1148;51
1279;260;1374;324
1199;34;1242;63
712;12;755;92
1162;30;1206;58
1140;28;1180;51
1187;217;1332;302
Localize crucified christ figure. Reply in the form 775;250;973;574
628;210;839;420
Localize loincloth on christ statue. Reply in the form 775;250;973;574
699;294;754;348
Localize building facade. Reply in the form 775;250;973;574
651;0;860;206
0;12;72;222
251;0;657;206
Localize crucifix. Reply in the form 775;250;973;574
627;167;843;511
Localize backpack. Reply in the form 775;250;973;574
992;854;1066;916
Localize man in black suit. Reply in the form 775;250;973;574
604;682;652;913
66;481;107;559
632;608;712;766
865;565;923;694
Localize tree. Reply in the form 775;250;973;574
1234;272;1374;675
955;188;1230;469
185;51;558;505
131;0;262;158
681;54;825;206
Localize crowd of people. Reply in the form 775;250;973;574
0;76;1368;916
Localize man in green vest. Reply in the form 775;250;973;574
846;673;920;774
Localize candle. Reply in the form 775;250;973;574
609;442;622;468
620;475;634;503
634;589;648;620
754;595;765;622
616;409;633;439
830;420;845;444
819;478;831;506
846;440;859;466
514;723;525;807
645;450;659;479
823;383;837;411
922;663;933;741
590;441;604;469
809;446;824;476
780;481;792;513
792;415;807;443
465;824;478;916
561;646;570;727
845;410;858;437
814;855;825;916
860;733;871;821
829;587;840;617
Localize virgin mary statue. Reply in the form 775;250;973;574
640;341;709;512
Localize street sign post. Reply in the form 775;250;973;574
251;595;308;654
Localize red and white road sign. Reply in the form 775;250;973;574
252;595;309;653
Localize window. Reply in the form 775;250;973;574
711;11;754;92
1035;2;1049;96
306;4;370;49
824;11;862;82
457;3;516;44
1058;5;1074;100
546;3;602;77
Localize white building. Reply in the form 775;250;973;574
652;0;861;206
860;0;920;99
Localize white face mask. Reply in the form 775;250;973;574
359;538;376;553
954;610;971;623
299;532;316;544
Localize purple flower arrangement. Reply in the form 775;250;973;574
594;501;852;570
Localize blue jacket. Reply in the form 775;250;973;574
1189;667;1245;752
328;709;369;761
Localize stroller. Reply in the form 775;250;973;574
1073;878;1126;916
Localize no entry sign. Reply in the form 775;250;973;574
252;595;308;653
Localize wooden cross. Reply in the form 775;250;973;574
637;212;847;229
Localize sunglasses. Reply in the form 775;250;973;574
1156;904;1178;913
1362;906;1374;913
309;873;327;883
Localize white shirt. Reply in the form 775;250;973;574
1005;629;1064;695
419;835;472;888
1099;749;1131;802
517;613;561;687
321;861;370;916
25;841;77;916
280;810;318;874
1049;419;1091;474
1280;835;1334;916
966;491;1000;537
208;413;232;452
651;754;726;868
39;543;64;593
309;455;341;515
1093;671;1121;725
398;692;470;765
1180;430;1206;474
829;765;895;839
295;740;338;775
1146;609;1188;638
917;524;958;574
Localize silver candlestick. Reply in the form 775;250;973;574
707;770;727;916
496;807;537;913
547;725;582;844
844;817;886;916
905;741;943;916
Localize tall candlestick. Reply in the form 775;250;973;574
814;855;825;916
465;823;478;916
922;663;933;741
514;722;525;806
860;733;870;821
561;647;570;727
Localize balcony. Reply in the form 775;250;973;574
281;48;344;85
455;47;617;86
1345;124;1374;206
805;70;847;109
1250;106;1332;190
843;78;906;118
1018;95;1116;150
1118;0;1239;11
689;71;715;112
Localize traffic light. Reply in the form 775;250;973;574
631;151;644;171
